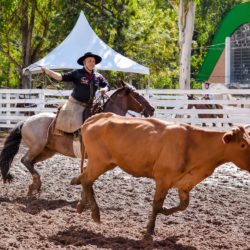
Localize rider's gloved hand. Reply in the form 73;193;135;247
41;66;46;74
100;87;109;95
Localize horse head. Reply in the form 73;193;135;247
120;81;155;117
187;94;197;109
103;81;155;117
187;94;196;100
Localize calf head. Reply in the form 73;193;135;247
222;126;250;172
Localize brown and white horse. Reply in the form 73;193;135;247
0;82;155;195
187;94;230;127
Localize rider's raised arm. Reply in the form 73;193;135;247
42;67;62;81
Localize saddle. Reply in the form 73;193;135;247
52;98;104;137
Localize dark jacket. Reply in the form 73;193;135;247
62;68;110;103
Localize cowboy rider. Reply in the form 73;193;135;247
42;52;110;134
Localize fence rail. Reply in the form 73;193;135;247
1;88;250;129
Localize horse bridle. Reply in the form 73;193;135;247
101;90;145;117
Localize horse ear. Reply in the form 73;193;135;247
121;81;126;87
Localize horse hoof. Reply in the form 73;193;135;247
4;174;14;184
76;202;85;213
27;183;41;196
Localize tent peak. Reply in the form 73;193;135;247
24;11;149;75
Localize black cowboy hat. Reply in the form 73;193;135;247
77;52;102;65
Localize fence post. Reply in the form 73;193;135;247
38;90;45;113
6;93;11;127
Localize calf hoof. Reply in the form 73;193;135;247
76;201;85;213
91;209;101;224
146;224;155;236
27;186;34;196
146;228;155;236
141;233;153;248
70;177;81;185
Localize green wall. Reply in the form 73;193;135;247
197;2;250;82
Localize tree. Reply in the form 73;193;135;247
0;0;59;88
178;0;196;89
0;0;245;89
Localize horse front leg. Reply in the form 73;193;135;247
160;190;190;216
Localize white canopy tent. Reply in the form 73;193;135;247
23;11;149;76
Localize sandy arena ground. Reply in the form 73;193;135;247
0;141;249;250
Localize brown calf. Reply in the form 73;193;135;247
76;113;250;235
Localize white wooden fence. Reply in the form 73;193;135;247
148;89;250;128
1;88;250;129
0;89;70;128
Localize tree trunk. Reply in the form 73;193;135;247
20;0;36;89
178;0;196;90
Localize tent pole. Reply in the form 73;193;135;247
145;74;150;99
28;71;32;88
147;74;150;89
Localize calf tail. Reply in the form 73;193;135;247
80;144;87;174
70;139;87;186
0;121;24;183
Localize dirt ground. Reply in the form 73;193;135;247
0;142;249;250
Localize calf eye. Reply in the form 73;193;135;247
241;143;246;149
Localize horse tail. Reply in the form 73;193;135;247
0;121;24;183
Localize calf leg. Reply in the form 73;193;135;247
160;190;189;216
86;183;100;223
146;182;168;235
77;159;115;223
77;175;100;223
70;165;87;186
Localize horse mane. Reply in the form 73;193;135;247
83;82;136;121
110;82;136;97
103;82;136;108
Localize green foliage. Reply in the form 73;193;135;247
122;0;179;88
0;0;247;89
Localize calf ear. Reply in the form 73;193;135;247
223;132;233;144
